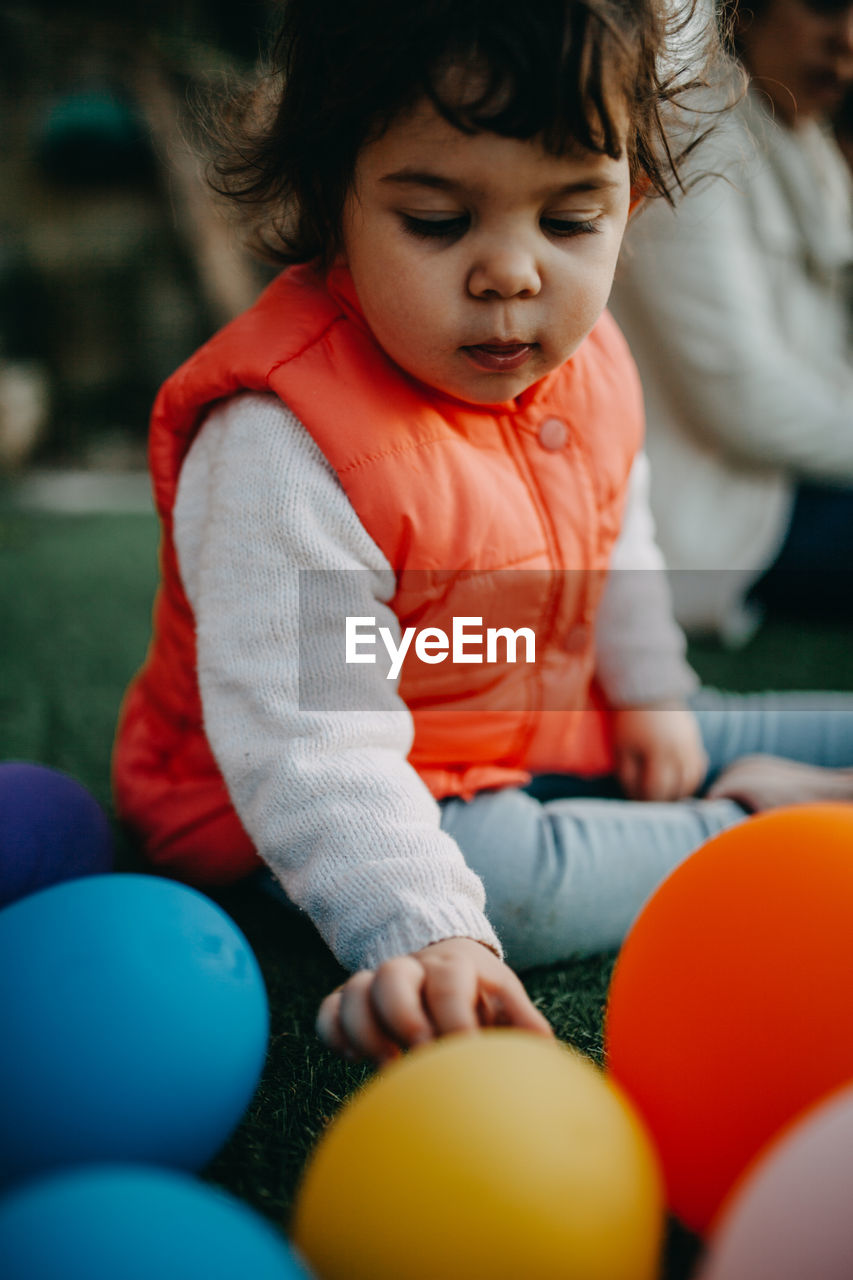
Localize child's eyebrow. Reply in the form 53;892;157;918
379;169;464;191
378;168;622;197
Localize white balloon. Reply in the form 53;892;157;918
698;1084;853;1280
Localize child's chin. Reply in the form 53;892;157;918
443;378;537;407
440;365;546;406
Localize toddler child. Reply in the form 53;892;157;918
114;0;853;1064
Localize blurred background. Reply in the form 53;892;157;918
0;0;277;486
1;0;850;494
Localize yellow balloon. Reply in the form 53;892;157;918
292;1030;662;1280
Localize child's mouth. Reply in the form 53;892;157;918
462;342;535;372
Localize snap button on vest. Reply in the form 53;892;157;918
538;417;568;450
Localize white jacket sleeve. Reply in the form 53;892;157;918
173;392;501;971
594;452;698;705
611;114;853;480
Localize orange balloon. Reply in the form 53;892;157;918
604;804;853;1236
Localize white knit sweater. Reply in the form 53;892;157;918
611;89;853;639
173;391;696;970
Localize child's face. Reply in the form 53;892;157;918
340;98;631;404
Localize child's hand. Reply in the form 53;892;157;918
611;701;708;802
315;937;553;1065
706;754;853;812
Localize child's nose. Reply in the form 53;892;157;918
466;246;541;300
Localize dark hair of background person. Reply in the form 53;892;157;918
719;0;853;55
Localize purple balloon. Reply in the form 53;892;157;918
698;1084;853;1280
0;762;113;908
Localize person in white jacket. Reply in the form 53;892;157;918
610;0;853;642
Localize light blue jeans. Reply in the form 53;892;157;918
438;688;853;969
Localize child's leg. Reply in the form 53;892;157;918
441;688;853;970
694;687;853;809
439;788;746;969
692;688;853;778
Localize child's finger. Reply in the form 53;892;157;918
489;972;554;1037
688;746;710;794
337;971;402;1063
616;750;642;799
315;988;349;1054
420;958;480;1035
642;755;679;802
369;956;435;1048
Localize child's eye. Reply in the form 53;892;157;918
541;217;600;237
401;214;469;240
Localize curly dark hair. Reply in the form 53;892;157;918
206;0;731;268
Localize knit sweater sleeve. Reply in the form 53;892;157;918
173;391;501;971
594;452;699;706
610;112;853;480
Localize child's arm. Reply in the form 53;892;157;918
595;452;708;800
174;393;501;971
176;392;555;1068
176;395;552;1059
316;937;553;1064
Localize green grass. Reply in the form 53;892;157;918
3;506;852;1277
0;511;157;815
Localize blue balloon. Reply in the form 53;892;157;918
0;762;113;908
0;874;269;1184
0;1165;312;1279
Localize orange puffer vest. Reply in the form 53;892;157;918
113;264;644;885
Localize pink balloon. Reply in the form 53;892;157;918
698;1085;853;1280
